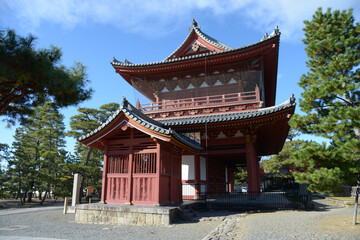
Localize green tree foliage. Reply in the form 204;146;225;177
234;167;248;185
8;124;42;203
0;143;10;198
0;29;93;124
263;130;306;178
290;8;360;194
36;102;68;204
6;102;72;203
68;102;120;197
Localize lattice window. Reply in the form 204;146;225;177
133;153;156;174
108;154;129;174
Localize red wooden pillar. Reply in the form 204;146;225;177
100;146;108;203
154;142;161;205
246;135;260;194
256;157;261;192
227;167;234;193
126;128;134;204
194;155;201;199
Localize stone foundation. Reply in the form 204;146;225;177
75;204;179;226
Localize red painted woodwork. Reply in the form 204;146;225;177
194;155;201;198
113;35;279;107
246;136;261;193
106;174;129;203
100;147;109;203
131;174;156;204
169;26;225;59
90;23;294;205
139;87;260;113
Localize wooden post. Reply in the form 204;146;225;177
154;142;161;205
63;197;68;214
170;149;174;204
127;128;134;204
100;146;108;204
194;155;201;199
245;135;260;195
255;84;260;101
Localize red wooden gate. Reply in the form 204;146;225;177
105;152;158;205
106;154;129;203
132;152;157;205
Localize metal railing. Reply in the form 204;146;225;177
182;183;312;210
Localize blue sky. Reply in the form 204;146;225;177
1;0;359;154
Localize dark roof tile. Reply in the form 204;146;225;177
158;96;295;127
78;96;202;151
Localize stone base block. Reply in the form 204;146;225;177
75;204;179;226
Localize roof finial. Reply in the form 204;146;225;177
122;96;128;106
290;94;295;104
113;57;121;63
269;26;280;37
192;18;198;28
261;33;269;41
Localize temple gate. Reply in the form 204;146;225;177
79;99;201;205
79;19;296;205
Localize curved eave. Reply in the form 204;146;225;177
78;98;201;151
158;96;294;127
112;34;279;74
112;35;279;106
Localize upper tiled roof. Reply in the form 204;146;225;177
158;95;295;127
164;18;234;60
78;97;202;151
111;21;280;68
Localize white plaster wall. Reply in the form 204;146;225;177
182;184;195;196
200;157;207;181
182;155;195;180
201;184;206;194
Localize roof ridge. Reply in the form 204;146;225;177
78;97;202;150
111;25;280;68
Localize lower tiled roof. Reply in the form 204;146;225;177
79;95;295;150
158;95;296;126
78;97;202;151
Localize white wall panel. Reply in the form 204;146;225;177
182;155;194;180
200;156;207;181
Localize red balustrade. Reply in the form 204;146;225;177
139;87;260;112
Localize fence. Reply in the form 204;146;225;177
182;183;312;210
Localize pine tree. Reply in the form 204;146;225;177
36;102;67;204
0;143;10;198
0;29;92;125
290;8;360;194
68;102;120;199
6;102;70;203
263;130;306;179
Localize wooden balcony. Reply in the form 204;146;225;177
138;86;262;118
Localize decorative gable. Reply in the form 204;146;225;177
166;19;233;60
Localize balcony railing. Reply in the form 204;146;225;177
138;86;260;112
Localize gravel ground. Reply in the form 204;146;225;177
229;198;360;240
0;208;222;240
1;197;359;240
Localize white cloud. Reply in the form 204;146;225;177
2;0;359;41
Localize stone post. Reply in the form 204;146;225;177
72;173;82;207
